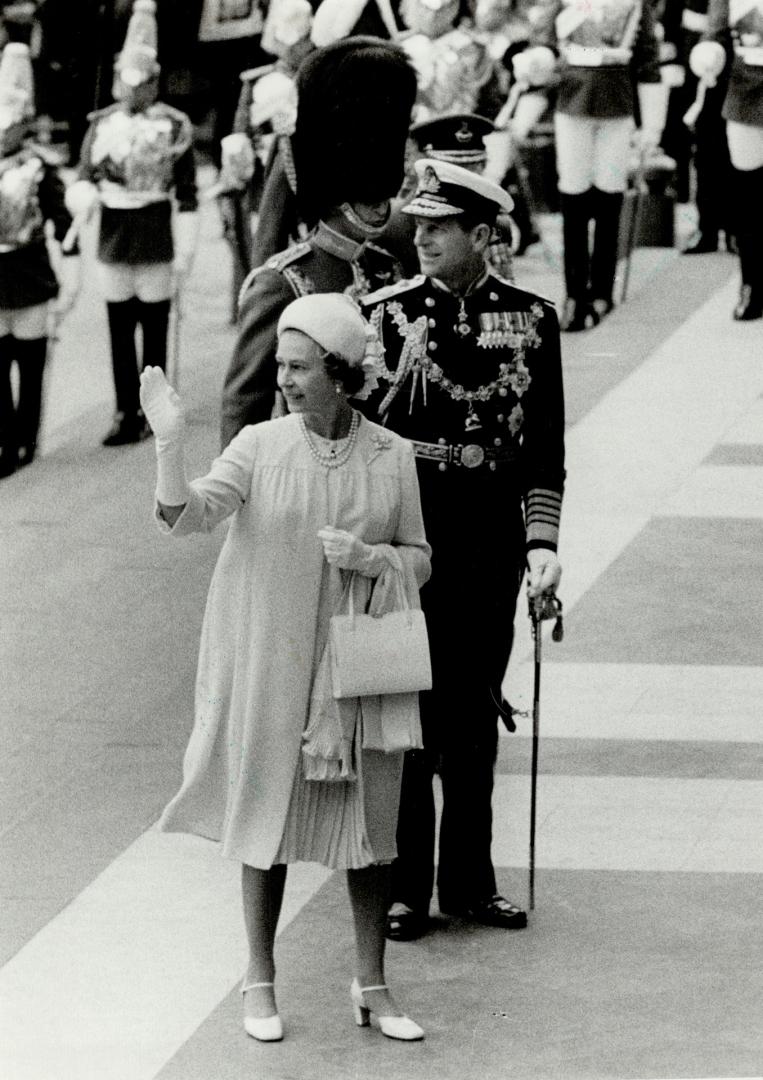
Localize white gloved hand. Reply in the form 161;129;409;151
526;547;562;600
64;178;99;219
513;46;556;87
317;526;387;577
689;40;726;84
139;366;189;507
172;210;199;290
220;132;255;185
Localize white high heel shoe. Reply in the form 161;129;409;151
241;980;283;1042
350;978;424;1041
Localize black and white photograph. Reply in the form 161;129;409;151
1;1;761;1079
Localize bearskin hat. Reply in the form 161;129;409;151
291;36;417;227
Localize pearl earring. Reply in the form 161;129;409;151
335;383;343;396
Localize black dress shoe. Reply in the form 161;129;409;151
682;231;719;255
441;894;528;929
0;447;17;478
559;298;594;332
102;412;150;447
386;904;429;942
733;285;763;321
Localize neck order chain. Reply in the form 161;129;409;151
299;411;360;468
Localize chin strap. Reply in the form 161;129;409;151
337;202;390;239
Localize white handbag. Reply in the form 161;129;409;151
329;572;432;699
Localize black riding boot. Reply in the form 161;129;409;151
590;188;625;320
137;298;171;372
0;335;17;477
104;298;143;445
732;165;763;321
14;336;48;467
559;190;593;331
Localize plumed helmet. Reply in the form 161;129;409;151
115;0;160;87
291;36;417;226
0;42;35;126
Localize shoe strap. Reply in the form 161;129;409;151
241;980;274;994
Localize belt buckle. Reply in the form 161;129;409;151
460;443;485;469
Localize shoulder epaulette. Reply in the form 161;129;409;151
264;240;312;273
152;101;193;126
237;240;312;308
239;62;276;83
365;241;399;259
361;275;426;306
86;103;119;123
488;271;554;309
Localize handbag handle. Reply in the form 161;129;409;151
345;565;411;626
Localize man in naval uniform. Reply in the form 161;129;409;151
220;35;417;446
361;158;566;941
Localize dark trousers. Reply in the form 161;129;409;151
106;298;171;418
390;476;525;914
0;334;48;472
733;165;763;292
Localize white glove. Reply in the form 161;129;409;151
317;526;387;577
172;210;199;289
64;178;99;219
220;132;255;186
636;81;668;153
689;40;726;84
52;254;82;321
513;46;556;87
139;366;189;506
526;547;562;600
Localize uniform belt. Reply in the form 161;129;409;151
681;9;708;32
735;44;763;66
411;439;517;470
561;43;632;67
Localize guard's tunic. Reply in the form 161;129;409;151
221;220;402;447
361;268;565;910
78;101;197;270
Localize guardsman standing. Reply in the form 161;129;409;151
361;158;566;941
517;0;668;330
68;0;199;446
0;42;80;478
691;0;763;318
220;36;416;447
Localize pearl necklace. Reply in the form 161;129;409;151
299;411;360;468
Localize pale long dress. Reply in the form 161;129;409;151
158;413;431;869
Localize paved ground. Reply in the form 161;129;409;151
1;190;762;1080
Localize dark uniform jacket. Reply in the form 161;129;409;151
360;267;565;714
221;220;402;447
0;145;73;311
532;0;662;117
78;102;198;266
706;0;763;125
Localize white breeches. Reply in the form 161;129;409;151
554;113;634;194
96;260;174;303
726;121;763;171
0;302;50;339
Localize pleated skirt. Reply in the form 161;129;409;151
273;722;404;870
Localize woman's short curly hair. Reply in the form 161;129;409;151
322;352;366;397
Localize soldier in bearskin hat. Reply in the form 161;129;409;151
68;0;199;446
0;41;80;478
220;35;417;448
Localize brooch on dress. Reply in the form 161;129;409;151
367;430;394;464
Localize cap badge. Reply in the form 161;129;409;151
421;165;441;193
455;121;472;144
